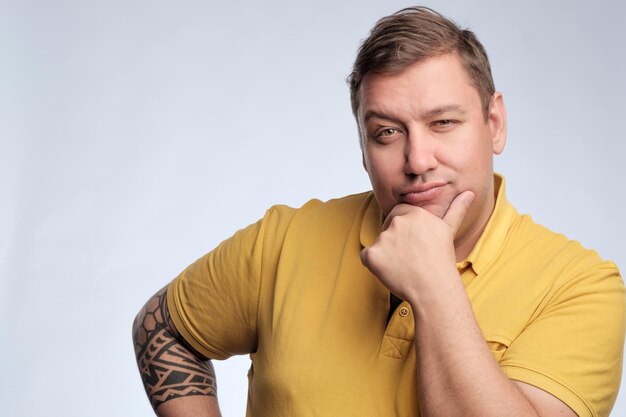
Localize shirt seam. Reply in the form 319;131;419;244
501;362;594;417
254;208;272;352
168;280;230;359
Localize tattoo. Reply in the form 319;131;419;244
133;286;217;410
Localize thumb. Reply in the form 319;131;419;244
442;191;475;235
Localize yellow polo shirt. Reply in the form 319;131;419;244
168;176;624;417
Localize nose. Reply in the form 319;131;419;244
404;132;438;176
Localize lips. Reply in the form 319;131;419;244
399;182;448;205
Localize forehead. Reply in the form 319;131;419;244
358;53;481;120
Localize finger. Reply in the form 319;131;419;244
442;191;475;235
381;203;413;231
360;247;369;268
360;247;377;274
381;210;396;231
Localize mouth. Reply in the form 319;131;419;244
399;182;448;205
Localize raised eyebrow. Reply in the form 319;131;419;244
362;110;403;125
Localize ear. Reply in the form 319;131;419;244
488;92;507;155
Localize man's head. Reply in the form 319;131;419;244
348;6;495;132
352;7;507;256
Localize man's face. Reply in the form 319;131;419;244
358;53;506;242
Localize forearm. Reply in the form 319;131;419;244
133;286;221;417
410;276;537;417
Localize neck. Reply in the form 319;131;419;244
453;183;497;262
454;223;486;262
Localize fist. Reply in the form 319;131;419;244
360;191;474;302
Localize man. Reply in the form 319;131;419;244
133;7;625;417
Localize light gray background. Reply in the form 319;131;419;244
2;0;625;416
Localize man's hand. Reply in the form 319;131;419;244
360;191;475;303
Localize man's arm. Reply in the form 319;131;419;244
132;286;222;417
406;263;577;417
361;192;577;417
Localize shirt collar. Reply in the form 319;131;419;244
359;174;518;276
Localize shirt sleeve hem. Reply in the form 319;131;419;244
501;364;593;417
166;280;230;360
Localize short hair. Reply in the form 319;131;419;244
348;6;495;122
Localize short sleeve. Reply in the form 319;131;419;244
167;205;295;360
500;261;625;417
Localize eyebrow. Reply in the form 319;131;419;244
362;110;402;124
423;104;465;119
362;104;466;123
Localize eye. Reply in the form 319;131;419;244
379;128;397;137
431;119;458;131
368;125;404;144
373;127;402;140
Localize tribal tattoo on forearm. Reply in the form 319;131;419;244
133;286;217;410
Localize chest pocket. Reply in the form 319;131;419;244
486;336;510;362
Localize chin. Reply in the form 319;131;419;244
421;204;448;219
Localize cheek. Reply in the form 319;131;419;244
366;147;401;172
367;158;397;188
440;136;492;171
364;157;397;207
